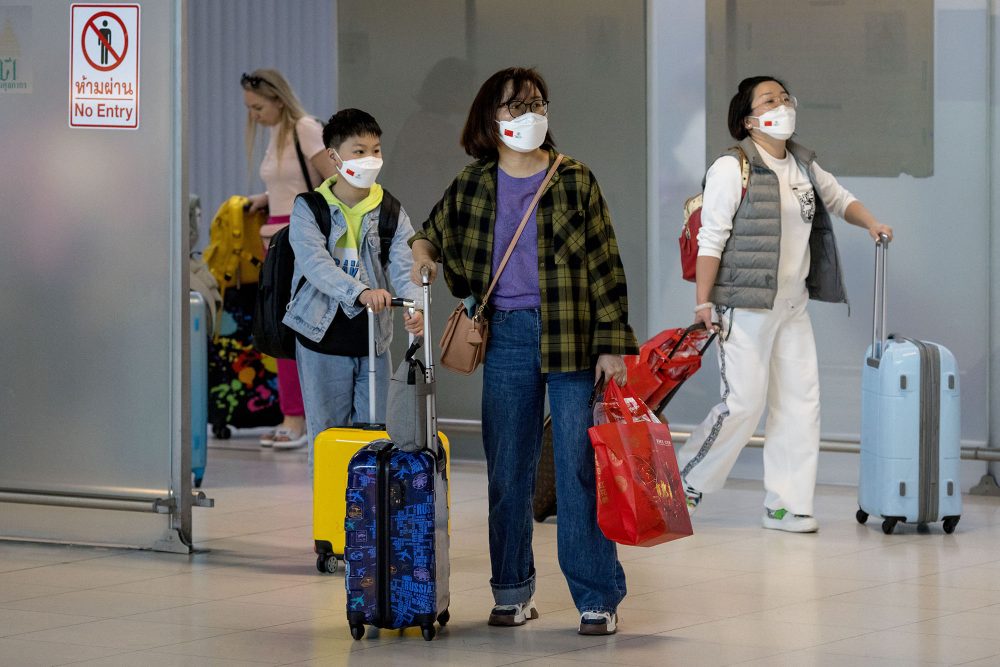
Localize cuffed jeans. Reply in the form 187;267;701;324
482;308;626;613
295;340;390;473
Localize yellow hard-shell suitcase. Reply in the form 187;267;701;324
313;426;450;574
312;302;451;574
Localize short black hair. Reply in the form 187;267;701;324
461;67;555;160
727;76;790;140
322;108;382;149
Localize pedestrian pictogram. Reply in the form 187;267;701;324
69;4;139;129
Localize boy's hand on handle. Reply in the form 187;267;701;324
596;354;627;387
359;288;392;313
403;310;424;335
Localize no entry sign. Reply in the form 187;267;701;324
69;4;139;129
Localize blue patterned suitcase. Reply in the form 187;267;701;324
857;238;961;535
190;292;208;488
344;270;450;641
344;441;450;640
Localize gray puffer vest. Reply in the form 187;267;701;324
710;138;848;310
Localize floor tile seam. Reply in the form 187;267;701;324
674;622;875;652
8;624;248;652
0;595;208;617
148;636;376;663
0;615;103;640
47;646;144;667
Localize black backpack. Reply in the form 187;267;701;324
252;189;401;359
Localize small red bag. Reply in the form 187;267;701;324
589;382;693;547
679;146;750;282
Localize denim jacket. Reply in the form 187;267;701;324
282;189;421;356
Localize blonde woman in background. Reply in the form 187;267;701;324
241;68;337;449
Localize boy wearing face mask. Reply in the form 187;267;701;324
284;108;423;470
679;76;892;532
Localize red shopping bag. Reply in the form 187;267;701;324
589;382;693;547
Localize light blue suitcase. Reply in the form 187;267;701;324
857;237;961;534
190;291;209;488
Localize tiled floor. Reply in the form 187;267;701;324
2;439;999;666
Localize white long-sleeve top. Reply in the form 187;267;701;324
697;141;857;300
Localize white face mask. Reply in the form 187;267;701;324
334;152;383;188
749;105;796;140
496;113;548;152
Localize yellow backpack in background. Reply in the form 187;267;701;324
203;195;266;294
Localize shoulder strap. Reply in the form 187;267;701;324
376;189;401;269
297;191;331;239
293;127;314;191
733;146;750;193
480;154;563;315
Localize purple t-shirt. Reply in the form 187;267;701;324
490;167;545;310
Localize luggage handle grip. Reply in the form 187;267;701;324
871;234;890;361
667;322;718;359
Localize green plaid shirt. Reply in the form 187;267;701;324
412;150;638;373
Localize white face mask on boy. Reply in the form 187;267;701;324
748;105;796;140
496;113;548;152
333;151;383;188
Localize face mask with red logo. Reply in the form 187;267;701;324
496;113;548;152
333;152;383;189
749;104;796;140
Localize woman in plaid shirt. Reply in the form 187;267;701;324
411;67;638;636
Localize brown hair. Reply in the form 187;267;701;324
241;68;308;171
460;67;555;160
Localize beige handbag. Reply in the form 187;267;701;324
439;155;564;374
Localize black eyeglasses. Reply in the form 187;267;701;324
241;73;267;89
499;98;549;118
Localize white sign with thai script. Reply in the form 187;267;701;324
69;4;140;129
0;6;32;94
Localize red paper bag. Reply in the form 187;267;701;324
589;382;693;547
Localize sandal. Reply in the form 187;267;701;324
272;427;308;450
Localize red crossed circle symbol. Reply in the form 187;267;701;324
82;11;128;72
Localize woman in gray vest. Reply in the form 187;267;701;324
678;76;893;532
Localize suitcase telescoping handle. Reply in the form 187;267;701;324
871;233;890;361
420;268;439;456
366;297;416;423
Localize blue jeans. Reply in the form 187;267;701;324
295;340;391;472
482;308;626;613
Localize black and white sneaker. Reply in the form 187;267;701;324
488;598;538;626
578;610;618;635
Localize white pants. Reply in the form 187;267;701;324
677;292;821;515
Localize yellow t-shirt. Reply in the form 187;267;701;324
316;176;383;279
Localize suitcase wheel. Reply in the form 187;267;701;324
917;522;930;534
350;623;365;640
316;554;339;574
437;609;450;627
421;624;436;641
942;516;960;534
881;517;898;535
855;508;868;525
212;424;232;440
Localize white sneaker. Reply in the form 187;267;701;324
762;507;819;533
488;598;538;626
259;430;276;447
578;610;618;635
